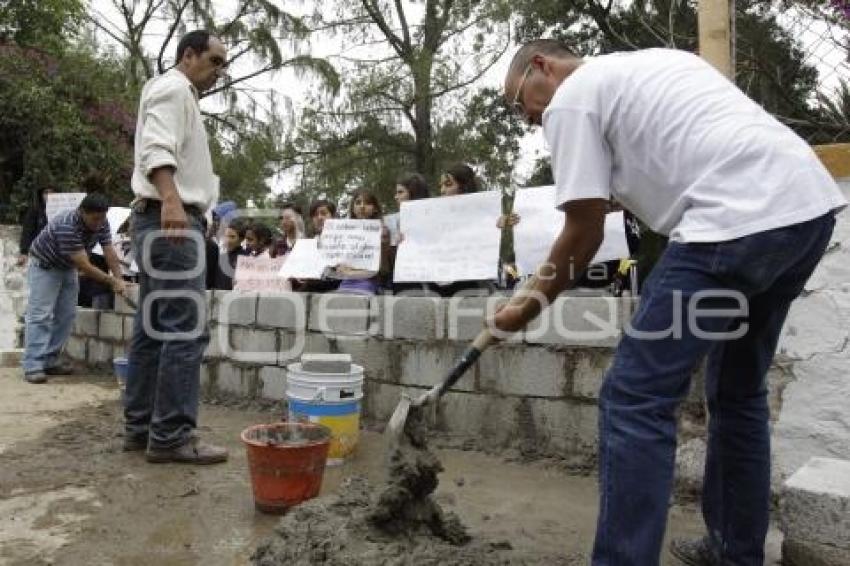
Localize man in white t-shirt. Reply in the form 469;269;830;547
492;40;846;566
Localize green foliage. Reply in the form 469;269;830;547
0;42;136;221
0;0;84;51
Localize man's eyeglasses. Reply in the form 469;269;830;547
511;63;534;118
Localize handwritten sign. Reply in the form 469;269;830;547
319;219;382;272
234;255;291;292
394;191;502;283
46;192;86;221
512;186;631;276
278;239;326;280
92;207;132;255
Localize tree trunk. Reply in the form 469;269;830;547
412;56;436;186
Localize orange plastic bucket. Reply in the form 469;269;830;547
241;422;331;514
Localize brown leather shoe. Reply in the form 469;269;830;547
145;437;228;465
45;363;75;376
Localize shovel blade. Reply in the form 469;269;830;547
384;393;412;450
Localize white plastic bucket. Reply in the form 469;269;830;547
285;362;364;466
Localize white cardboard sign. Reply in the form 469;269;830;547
394;191;502;283
319;219;382;272
278;239;326;280
512;186;630;276
234;255;291;292
46;192;86;221
92;206;132;255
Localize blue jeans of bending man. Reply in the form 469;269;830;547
591;212;836;566
22;263;79;373
124;206;209;450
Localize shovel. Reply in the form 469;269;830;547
385;276;538;448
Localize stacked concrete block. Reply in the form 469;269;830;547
259;365;287;401
74;308;100;337
381;296;446;340
301;353;352;373
217;362;260;397
217;291;257;326
399;342;475;392
525;296;624;347
123;316;135;342
570;349;614;400
113;287;139;315
781;457;850;566
228;327;277;365
477;345;569;398
308;293;375;336
256;292;308;331
335;338;398;384
87;339;114;367
98;312;125;341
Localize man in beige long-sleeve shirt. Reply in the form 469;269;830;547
124;30;229;464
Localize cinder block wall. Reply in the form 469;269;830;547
65;290;650;459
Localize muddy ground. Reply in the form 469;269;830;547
0;369;782;565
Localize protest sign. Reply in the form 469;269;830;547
512;186;631;276
46;192;86;221
93;207;132;255
234;255;290;292
319;219;382;272
393;191;502;283
278;239;326;280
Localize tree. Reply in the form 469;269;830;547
0;40;137;222
284;0;515;209
0;0;84;51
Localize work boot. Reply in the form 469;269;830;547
24;370;47;384
145;436;229;465
45;363;75;376
669;536;720;565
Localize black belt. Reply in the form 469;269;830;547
133;198;204;218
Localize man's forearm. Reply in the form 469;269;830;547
150;167;180;203
521;229;602;321
103;250;124;280
75;259;112;285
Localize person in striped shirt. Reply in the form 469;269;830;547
23;193;126;383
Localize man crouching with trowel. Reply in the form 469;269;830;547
492;40;846;566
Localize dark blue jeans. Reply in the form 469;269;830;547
124;206;209;449
591;212;835;566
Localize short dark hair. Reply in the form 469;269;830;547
309;199;337;218
227;219;247;239
396;172;430;200
246;222;273;246
508;39;578;80
444;163;480;193
176;30;211;63
79;193;109;213
349;189;383;220
278;201;304;217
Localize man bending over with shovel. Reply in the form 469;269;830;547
493;40;846;566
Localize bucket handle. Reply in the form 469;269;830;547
311;387;326;402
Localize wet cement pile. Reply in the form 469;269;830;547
252;408;582;565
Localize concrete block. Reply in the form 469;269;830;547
361;381;423;424
87;339;113;366
217;291;257;326
525;296;624;347
123;316;135;342
300;333;334;356
278;331;306;365
228;327;277;365
399;342;475;392
200;363;214;391
445;296;493;342
0;348;23;367
478;345;569;398
308;294;373;336
782;538;850;566
204;324;226;360
205;290;215;322
335;338;398;384
781;457;850;550
571;349;614;400
435;391;521;448
114;285;140;315
260;365;288;401
256;292;308;330
381;296;446;340
98;312;124;341
74;308;100;337
527;398;599;454
301;353;352;374
217;362;260;397
113;344;127;360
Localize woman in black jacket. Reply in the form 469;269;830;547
17;187;52;266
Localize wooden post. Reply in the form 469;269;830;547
698;0;735;78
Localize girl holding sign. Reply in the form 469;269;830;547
336;189;391;296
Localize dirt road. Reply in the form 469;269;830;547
0;368;781;565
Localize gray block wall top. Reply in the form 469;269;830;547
781;457;850;549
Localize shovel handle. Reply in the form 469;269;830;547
435;276;539;399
